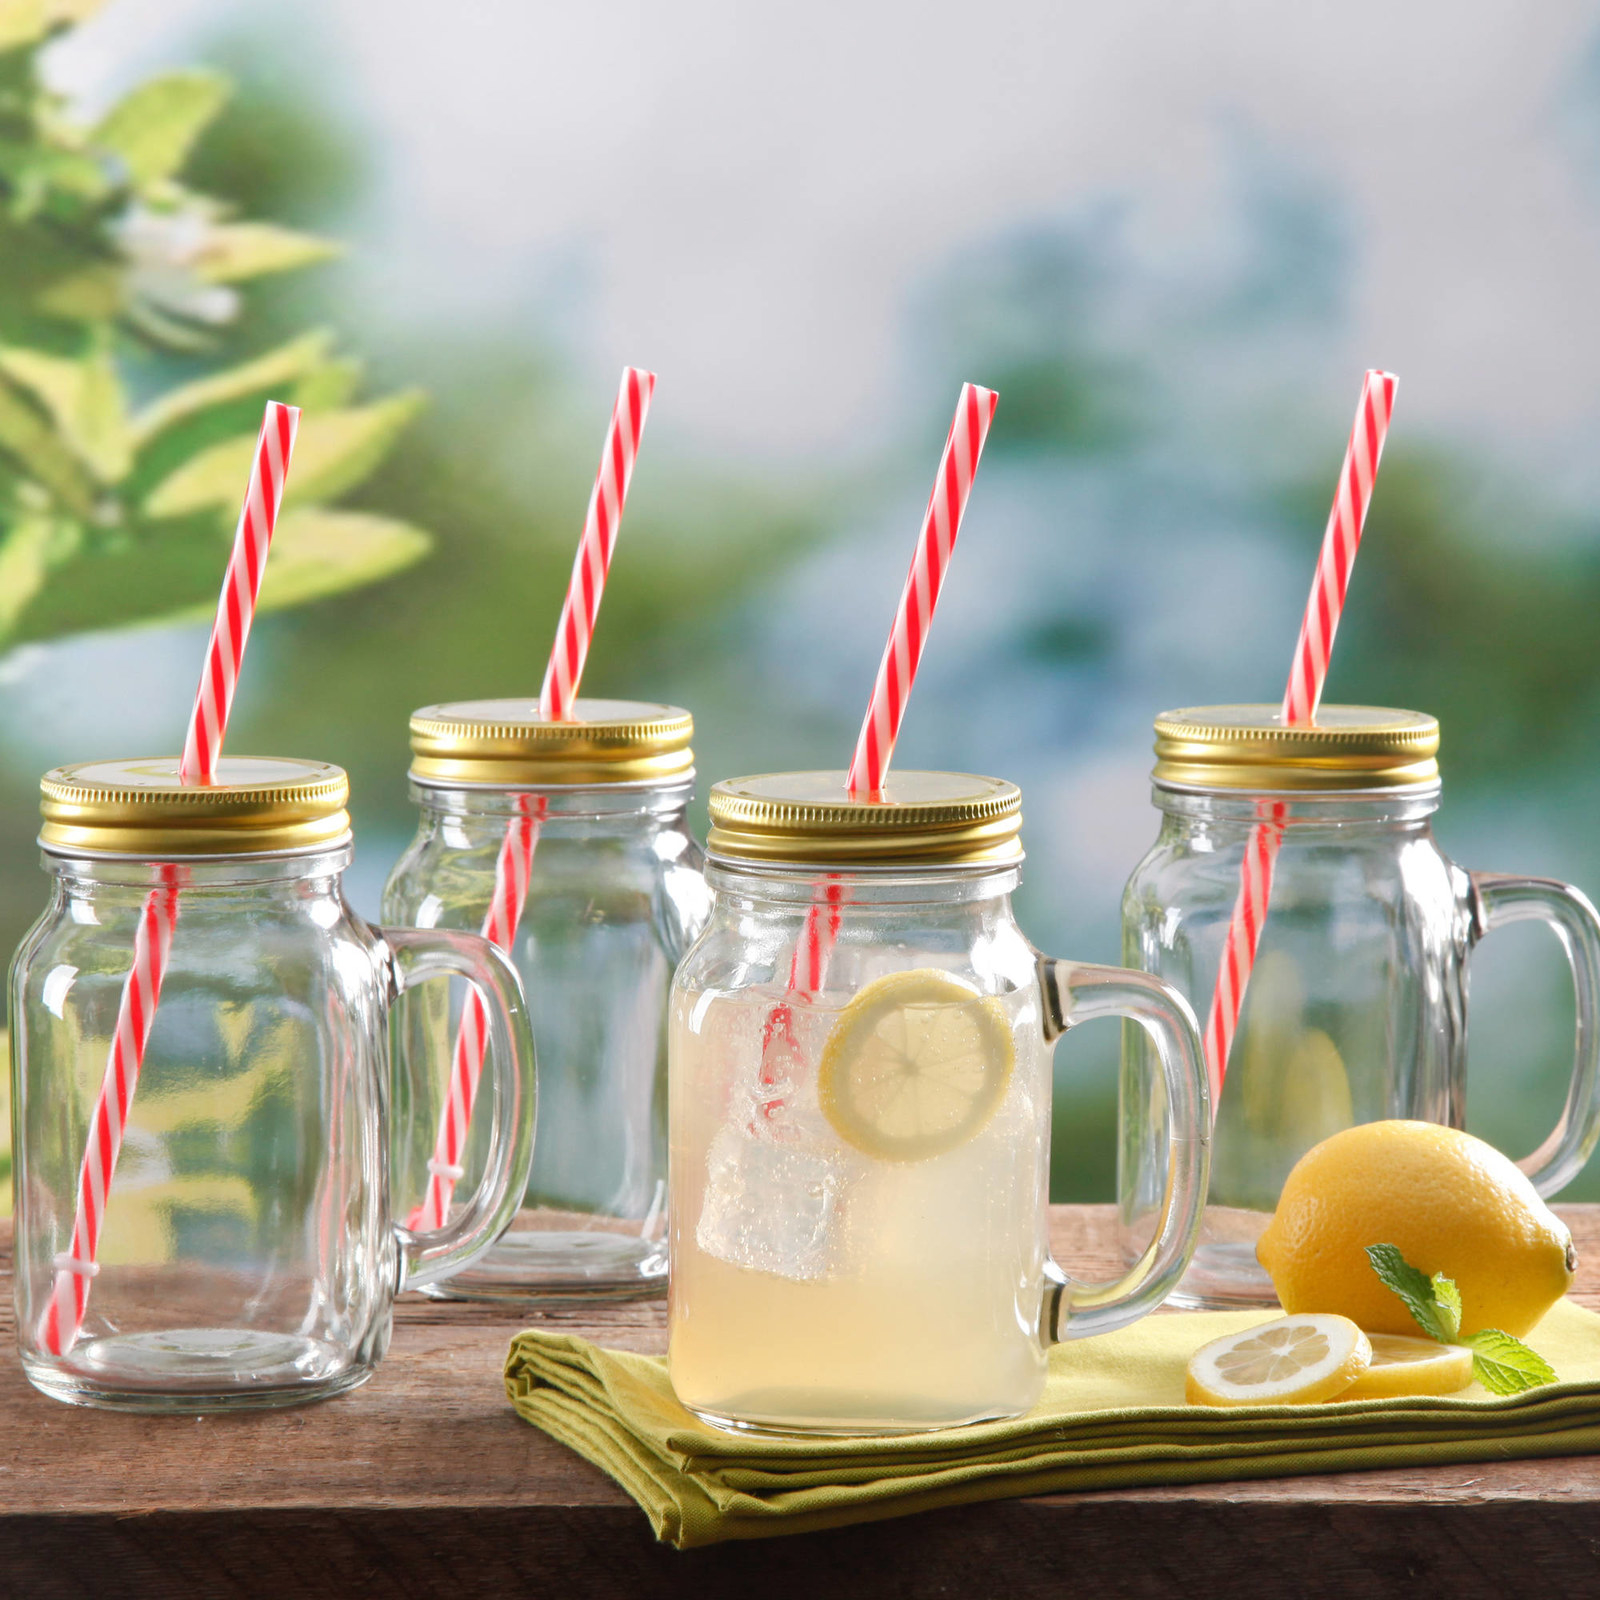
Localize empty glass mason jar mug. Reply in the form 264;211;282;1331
669;771;1211;1435
1122;706;1600;1307
12;757;536;1412
384;699;709;1301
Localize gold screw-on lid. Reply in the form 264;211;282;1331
707;771;1023;867
39;757;352;857
408;697;694;787
1152;705;1440;791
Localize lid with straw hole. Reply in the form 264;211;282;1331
39;756;351;857
707;770;1022;867
408;698;693;787
1152;705;1440;792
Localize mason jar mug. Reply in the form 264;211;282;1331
384;699;709;1301
1121;707;1600;1307
669;771;1211;1435
11;758;537;1412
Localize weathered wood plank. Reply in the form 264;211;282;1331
0;1208;1592;1598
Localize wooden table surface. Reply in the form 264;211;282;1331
2;1206;1597;1600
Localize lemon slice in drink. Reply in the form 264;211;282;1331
817;969;1014;1162
1339;1334;1474;1399
1186;1314;1371;1406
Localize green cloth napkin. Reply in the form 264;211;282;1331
505;1301;1600;1548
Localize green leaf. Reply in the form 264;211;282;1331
0;507;240;644
130;330;335;447
109;509;431;634
254;508;430;613
142;391;426;518
1365;1243;1455;1344
1466;1329;1557;1396
92;71;228;186
1431;1274;1463;1344
0;211;120;330
34;264;122;321
0;0;46;52
0;343;131;482
0;510;80;641
0;368;97;515
0;138;108;205
189;222;340;284
291;357;362;413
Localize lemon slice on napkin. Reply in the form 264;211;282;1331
1186;1314;1371;1406
818;969;1013;1163
1339;1332;1474;1398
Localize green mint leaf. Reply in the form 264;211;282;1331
1365;1244;1452;1344
1430;1274;1463;1343
1466;1329;1557;1396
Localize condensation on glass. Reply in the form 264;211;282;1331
1121;705;1600;1307
11;757;536;1412
383;698;710;1302
668;770;1211;1436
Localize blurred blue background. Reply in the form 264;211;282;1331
7;0;1600;1199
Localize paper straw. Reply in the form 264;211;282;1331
750;879;844;1138
42;400;300;1355
540;367;656;722
1200;370;1398;1107
847;381;999;797
39;868;180;1356
753;382;999;1128
409;794;544;1231
412;368;655;1229
180;402;301;784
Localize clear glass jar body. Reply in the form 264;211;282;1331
384;779;710;1300
12;847;535;1411
670;857;1210;1435
1122;784;1600;1306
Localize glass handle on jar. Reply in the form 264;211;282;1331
380;925;538;1290
1468;872;1600;1198
1036;959;1211;1344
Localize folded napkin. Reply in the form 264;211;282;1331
505;1302;1600;1548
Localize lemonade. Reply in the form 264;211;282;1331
668;980;1050;1432
671;768;1210;1435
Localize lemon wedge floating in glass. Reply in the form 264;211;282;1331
1186;1314;1371;1406
1338;1333;1474;1399
817;969;1014;1162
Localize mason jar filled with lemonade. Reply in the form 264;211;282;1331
667;770;1212;1435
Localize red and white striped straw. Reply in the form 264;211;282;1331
847;381;999;797
540;367;656;722
1200;370;1397;1106
42;399;300;1354
180;402;301;784
409;795;543;1231
751;879;844;1137
39;869;180;1356
752;383;999;1128
413;368;655;1228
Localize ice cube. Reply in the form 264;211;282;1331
696;1123;842;1281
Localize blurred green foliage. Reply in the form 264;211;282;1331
3;8;1598;1216
0;0;430;655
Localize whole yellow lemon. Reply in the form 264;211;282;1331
1256;1121;1575;1337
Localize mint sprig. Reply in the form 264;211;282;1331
1364;1244;1557;1396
